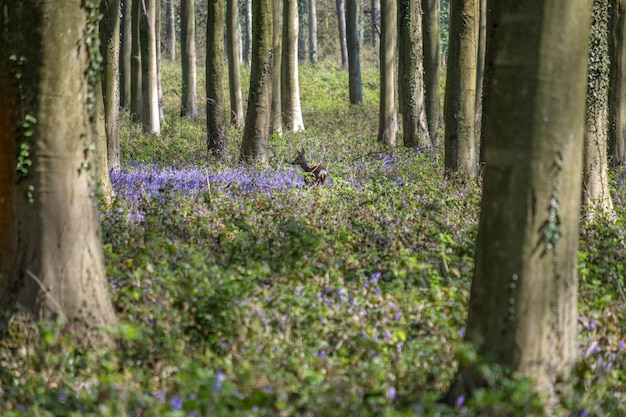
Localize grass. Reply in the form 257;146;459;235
1;60;625;417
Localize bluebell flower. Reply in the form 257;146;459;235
170;395;183;410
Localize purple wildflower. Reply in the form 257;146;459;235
170;395;183;410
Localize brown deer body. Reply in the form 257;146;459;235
291;149;329;185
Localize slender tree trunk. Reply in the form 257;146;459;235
298;0;308;62
336;0;349;69
166;0;176;61
207;0;227;157
444;0;478;178
181;0;198;118
95;77;114;201
346;0;363;104
474;0;486;128
120;0;132;108
282;0;306;131
444;0;592;409
583;0;613;217
378;0;398;146
227;0;245;126
156;0;163;120
241;0;273;164
309;0;318;64
131;0;143;121
243;0;253;64
421;0;440;148
371;0;380;48
271;0;284;134
398;0;431;148
100;0;121;170
140;0;161;134
609;0;626;165
0;0;118;347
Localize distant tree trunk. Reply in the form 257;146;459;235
227;0;244;126
166;0;176;61
421;0;440;147
474;0;486;127
282;0;305;131
336;0;349;69
583;0;613;217
155;0;163;120
140;0;161;134
100;0;121;170
309;0;318;64
444;0;478;178
207;0;227;157
346;0;363;104
95;77;114;201
298;0;308;62
0;0;118;347
181;0;198;118
378;0;398;146
371;0;380;48
131;0;143;121
243;0;253;64
241;0;273;164
120;0;132;108
609;0;626;165
398;0;430;148
271;0;284;134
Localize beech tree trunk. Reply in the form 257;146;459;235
271;0;284;134
181;0;198;118
346;0;362;104
421;0;440;147
0;0;118;347
120;0;132;108
100;0;121;170
282;0;306;131
207;0;227;157
609;0;626;165
336;0;348;69
140;0;160;134
227;0;244;126
166;0;176;61
131;0;143;121
378;0;398;146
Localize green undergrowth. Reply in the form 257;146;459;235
1;61;625;417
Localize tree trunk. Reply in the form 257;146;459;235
241;0;273;164
474;0;486;128
378;0;398;146
298;0;308;62
131;0;143;121
207;0;227;157
227;0;245;126
371;0;380;48
181;0;198;118
309;0;318;64
100;0;121;171
398;0;431;148
444;0;478;178
271;0;284;134
336;0;349;69
140;0;161;134
282;0;306;131
421;0;440;148
95;76;114;201
583;0;613;217
120;0;132;108
243;0;253;64
443;0;591;409
0;0;118;347
166;0;176;61
346;0;363;104
609;0;626;165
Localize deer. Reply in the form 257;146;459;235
291;149;329;186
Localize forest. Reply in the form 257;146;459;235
0;0;625;416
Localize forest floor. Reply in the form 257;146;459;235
1;60;625;416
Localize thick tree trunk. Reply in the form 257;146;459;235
207;0;227;157
0;0;118;347
609;0;626;165
444;0;591;409
131;0;143;121
282;0;305;131
140;0;161;134
583;0;613;217
241;0;273;164
398;0;431;148
421;0;440;148
271;0;284;134
227;0;245;126
378;0;397;146
444;0;478;178
100;0;121;171
346;0;363;104
181;0;198;118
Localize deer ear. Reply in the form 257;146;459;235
300;148;305;155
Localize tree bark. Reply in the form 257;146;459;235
282;0;306;131
309;0;318;64
0;0;118;347
241;0;273;164
166;0;176;61
583;0;613;217
181;0;198;118
371;0;380;48
207;0;227;157
336;0;349;69
443;0;591;409
378;0;398;146
609;0;626;165
100;0;121;170
227;0;245;126
120;0;132;108
271;0;284;134
131;0;143;121
421;0;440;147
243;0;253;64
140;0;161;134
444;0;478;178
346;0;363;104
398;0;431;148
